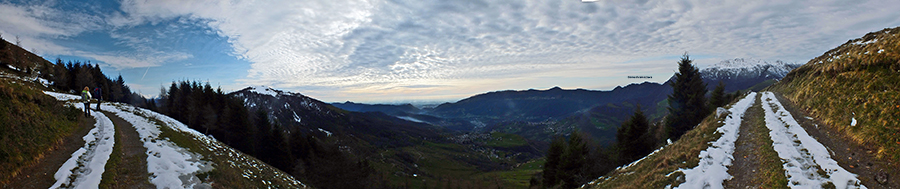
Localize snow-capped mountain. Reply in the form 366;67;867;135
700;58;802;92
229;86;441;146
230;86;343;134
702;58;801;80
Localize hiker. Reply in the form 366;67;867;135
94;87;102;110
82;86;92;116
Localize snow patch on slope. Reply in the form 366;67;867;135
104;104;213;188
760;92;864;189
318;128;332;137
397;116;424;123
673;92;757;189
248;85;280;96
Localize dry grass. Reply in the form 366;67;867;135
769;26;900;162
0;79;79;184
583;103;730;188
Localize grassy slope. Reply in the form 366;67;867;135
0;77;79;184
581;103;724;188
367;132;540;188
582;93;786;188
769;27;900;162
118;104;308;188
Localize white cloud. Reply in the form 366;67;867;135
112;0;900;102
0;2;195;69
5;0;900;102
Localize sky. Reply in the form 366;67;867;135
1;0;899;103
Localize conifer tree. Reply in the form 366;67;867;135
665;54;708;141
617;106;653;162
709;81;726;109
560;132;589;188
542;136;565;187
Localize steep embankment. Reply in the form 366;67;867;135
769;27;900;163
0;76;80;186
582;92;758;188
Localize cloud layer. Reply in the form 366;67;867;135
2;0;899;102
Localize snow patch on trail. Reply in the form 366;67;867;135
103;104;213;189
47;92;115;189
760;92;865;189
674;92;757;189
44;91;80;101
108;104;308;188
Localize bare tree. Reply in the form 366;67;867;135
16;35;21;46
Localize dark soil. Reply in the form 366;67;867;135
726;96;764;189
100;111;154;188
3;114;95;188
773;92;899;189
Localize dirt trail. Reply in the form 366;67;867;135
772;93;898;189
3;115;94;188
100;111;154;188
725;94;764;188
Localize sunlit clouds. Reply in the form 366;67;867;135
1;0;898;102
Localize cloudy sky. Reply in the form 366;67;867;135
2;0;898;103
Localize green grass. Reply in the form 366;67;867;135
769;26;900;163
743;97;789;188
99;126;124;189
475;158;546;188
748;79;777;91
485;132;528;148
369;138;542;188
0;79;79;184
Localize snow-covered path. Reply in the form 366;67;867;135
44;91;115;189
43;91;307;188
674;92;757;189
760;92;865;189
103;104;213;189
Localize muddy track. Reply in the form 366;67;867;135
3;115;95;188
725;93;787;189
772;93;898;188
100;111;154;188
726;94;764;189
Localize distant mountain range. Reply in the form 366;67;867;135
229;86;442;148
700;58;802;92
329;58;802;145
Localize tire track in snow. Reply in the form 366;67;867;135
760;92;865;189
45;91;115;189
674;92;757;189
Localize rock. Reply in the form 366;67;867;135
875;171;889;185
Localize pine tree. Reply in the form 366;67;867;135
709;81;726;109
617;106;653;162
542;136;565;187
665;54;709;141
560;132;589;188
